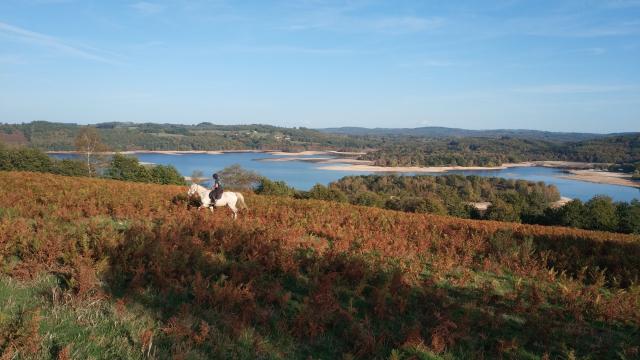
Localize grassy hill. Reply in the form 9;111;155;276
1;172;639;359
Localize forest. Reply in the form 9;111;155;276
0;121;372;152
359;135;640;171
2;123;639;176
257;175;640;234
0;171;639;359
0;144;185;186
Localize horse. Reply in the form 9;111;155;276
187;183;248;219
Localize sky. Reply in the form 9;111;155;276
0;0;639;132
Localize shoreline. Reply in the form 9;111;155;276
46;149;346;156
47;150;638;190
317;162;535;173
558;170;640;189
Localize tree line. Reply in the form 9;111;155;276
0;144;185;186
359;135;640;175
0;121;373;152
255;174;640;234
3;122;638;176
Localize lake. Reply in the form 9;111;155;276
50;152;640;202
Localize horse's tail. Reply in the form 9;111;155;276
235;192;248;210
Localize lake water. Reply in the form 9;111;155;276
50;152;640;202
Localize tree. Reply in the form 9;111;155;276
190;170;206;184
0;146;52;172
150;165;186;185
217;164;262;190
353;191;383;207
255;178;296;196
74;127;105;176
616;200;640;234
485;199;520;222
305;184;348;202
552;200;586;228
50;159;90;177
584;196;618;232
106;154;151;182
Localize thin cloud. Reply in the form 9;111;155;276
513;84;635;94
370;16;444;34
281;1;444;34
0;54;26;64
576;47;607;55
602;0;640;8
0;21;123;65
227;45;354;55
507;15;640;38
130;2;166;15
397;59;458;68
286;15;444;34
419;59;456;67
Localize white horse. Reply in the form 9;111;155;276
187;183;248;219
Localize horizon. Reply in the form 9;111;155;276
1;1;639;132
5;119;640;135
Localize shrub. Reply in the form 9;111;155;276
255;178;296;197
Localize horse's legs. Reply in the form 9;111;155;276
228;204;238;220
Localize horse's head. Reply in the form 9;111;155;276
187;183;199;196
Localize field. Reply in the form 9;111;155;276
1;171;639;359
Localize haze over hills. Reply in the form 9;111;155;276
319;126;636;142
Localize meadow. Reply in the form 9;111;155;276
1;171;639;359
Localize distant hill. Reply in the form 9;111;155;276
319;126;618;142
0;121;369;151
360;133;640;168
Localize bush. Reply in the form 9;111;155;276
106;154;152;182
0;145;88;177
106;154;185;185
486;199;521;222
584;196;619;232
304;184;348;202
216;164;262;190
255;178;296;197
150;165;186;185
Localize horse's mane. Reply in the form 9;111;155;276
191;183;208;191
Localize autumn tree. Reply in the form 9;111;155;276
217;164;262;190
74;127;106;176
190;170;206;184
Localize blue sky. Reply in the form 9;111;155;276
0;0;639;132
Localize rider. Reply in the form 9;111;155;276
210;173;223;204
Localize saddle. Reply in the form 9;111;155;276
209;188;223;203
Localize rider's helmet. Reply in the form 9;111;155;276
212;173;219;180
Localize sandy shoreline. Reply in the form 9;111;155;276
47;150;638;189
558;170;640;189
317;162;534;173
46;149;351;156
258;156;372;165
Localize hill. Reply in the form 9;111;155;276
319;126;614;142
360;134;640;168
0;121;369;152
1;172;639;358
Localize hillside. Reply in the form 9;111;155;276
0;121;369;152
360;134;640;168
319;126;613;142
1;172;639;359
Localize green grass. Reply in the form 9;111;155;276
0;276;154;359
